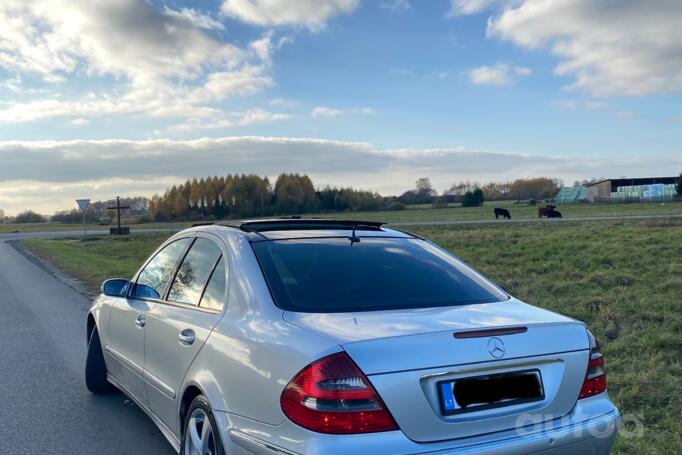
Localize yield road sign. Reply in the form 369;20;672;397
76;199;90;212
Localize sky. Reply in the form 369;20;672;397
1;0;681;215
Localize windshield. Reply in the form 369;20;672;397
252;237;507;313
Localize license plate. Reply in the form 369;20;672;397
438;369;544;415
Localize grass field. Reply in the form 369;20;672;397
3;200;682;234
21;218;682;453
320;200;682;223
22;233;171;291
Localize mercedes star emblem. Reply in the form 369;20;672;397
487;337;506;358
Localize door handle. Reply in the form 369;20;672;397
178;329;195;345
135;314;145;328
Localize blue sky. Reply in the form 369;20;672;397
0;0;681;214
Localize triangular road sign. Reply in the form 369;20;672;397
76;199;91;211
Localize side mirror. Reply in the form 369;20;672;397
102;278;129;297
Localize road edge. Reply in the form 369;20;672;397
8;240;97;300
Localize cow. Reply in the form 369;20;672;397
538;205;558;218
494;208;511;220
546;209;562;218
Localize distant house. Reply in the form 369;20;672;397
584;177;678;202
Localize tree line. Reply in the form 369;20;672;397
397;177;561;207
5;174;567;224
148;173;384;221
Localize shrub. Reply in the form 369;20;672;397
431;197;448;209
14;210;47;223
387;201;407;211
461;188;485;207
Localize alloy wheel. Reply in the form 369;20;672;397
184;408;217;455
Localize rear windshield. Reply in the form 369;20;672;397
252;237;507;313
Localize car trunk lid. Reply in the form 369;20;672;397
283;299;591;442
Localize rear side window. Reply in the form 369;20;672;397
252;238;508;313
132;238;192;299
168;238;222;306
199;257;226;311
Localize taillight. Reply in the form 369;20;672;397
280;351;398;434
579;330;607;399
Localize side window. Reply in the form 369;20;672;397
200;257;226;311
168;238;222;306
133;238;191;299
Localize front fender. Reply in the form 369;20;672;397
88;294;114;348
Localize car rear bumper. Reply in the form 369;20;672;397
220;396;619;455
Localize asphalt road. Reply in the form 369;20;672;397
0;240;174;454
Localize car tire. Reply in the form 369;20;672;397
85;328;117;394
181;395;225;455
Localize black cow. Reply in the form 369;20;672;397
546;209;562;218
494;208;511;220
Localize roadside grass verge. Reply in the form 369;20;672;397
21;233;170;291
21;218;682;452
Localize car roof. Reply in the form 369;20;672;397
188;218;417;242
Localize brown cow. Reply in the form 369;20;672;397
538;205;558;218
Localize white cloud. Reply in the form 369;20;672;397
311;106;374;117
69;118;90;126
448;0;501;16
513;66;531;76
0;75;22;92
469;63;529;86
484;0;682;96
0;1;276;124
1;136;680;215
311;106;342;117
163;7;226;30
268;97;297;107
381;0;411;13
220;0;359;30
170;108;291;131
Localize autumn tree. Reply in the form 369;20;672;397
274;174;317;214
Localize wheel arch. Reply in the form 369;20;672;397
179;384;204;432
86;312;97;343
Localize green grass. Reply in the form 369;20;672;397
21;218;682;453
22;233;170;291
3;200;682;233
317;200;682;223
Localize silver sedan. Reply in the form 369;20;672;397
85;219;619;454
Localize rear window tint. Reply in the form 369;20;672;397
252;237;507;313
